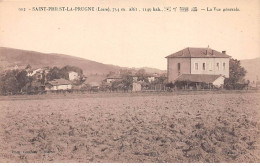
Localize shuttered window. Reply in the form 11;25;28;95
195;63;198;70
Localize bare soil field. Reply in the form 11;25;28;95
0;91;259;162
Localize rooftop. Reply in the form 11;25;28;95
47;78;71;86
106;74;122;79
175;74;224;83
166;47;230;58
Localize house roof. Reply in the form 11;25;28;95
166;47;230;58
47;78;71;86
175;74;224;83
68;71;78;74
106;74;122;79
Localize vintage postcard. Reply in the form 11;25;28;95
0;0;259;163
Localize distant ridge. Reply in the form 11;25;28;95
0;47;165;76
240;57;260;82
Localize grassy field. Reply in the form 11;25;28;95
0;91;259;162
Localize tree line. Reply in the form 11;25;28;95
0;58;249;95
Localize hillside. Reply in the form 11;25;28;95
0;47;124;75
240;57;260;82
131;67;166;75
0;47;166;76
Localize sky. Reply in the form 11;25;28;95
0;0;259;70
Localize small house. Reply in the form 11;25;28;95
68;71;80;81
45;78;72;91
106;74;122;83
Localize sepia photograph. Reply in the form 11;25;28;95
0;0;259;163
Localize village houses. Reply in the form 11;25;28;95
166;47;230;88
27;68;50;80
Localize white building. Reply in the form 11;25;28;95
147;76;155;83
27;68;43;77
68;71;79;81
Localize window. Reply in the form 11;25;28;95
202;63;206;70
216;63;220;70
195;63;198;70
223;63;226;70
209;62;213;71
178;63;181;72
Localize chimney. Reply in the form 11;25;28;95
222;51;226;54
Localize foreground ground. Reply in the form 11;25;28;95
0;91;259;162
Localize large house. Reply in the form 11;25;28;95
166;47;230;87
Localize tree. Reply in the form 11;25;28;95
46;67;61;81
136;69;145;76
121;74;133;91
136;69;149;82
46;66;85;82
25;64;32;70
224;58;247;89
152;76;167;85
16;70;30;92
111;80;124;91
0;69;32;95
0;70;19;95
40;70;46;84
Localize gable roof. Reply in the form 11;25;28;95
106;74;122;79
68;71;78;74
47;78;71;86
166;47;230;58
175;74;224;83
